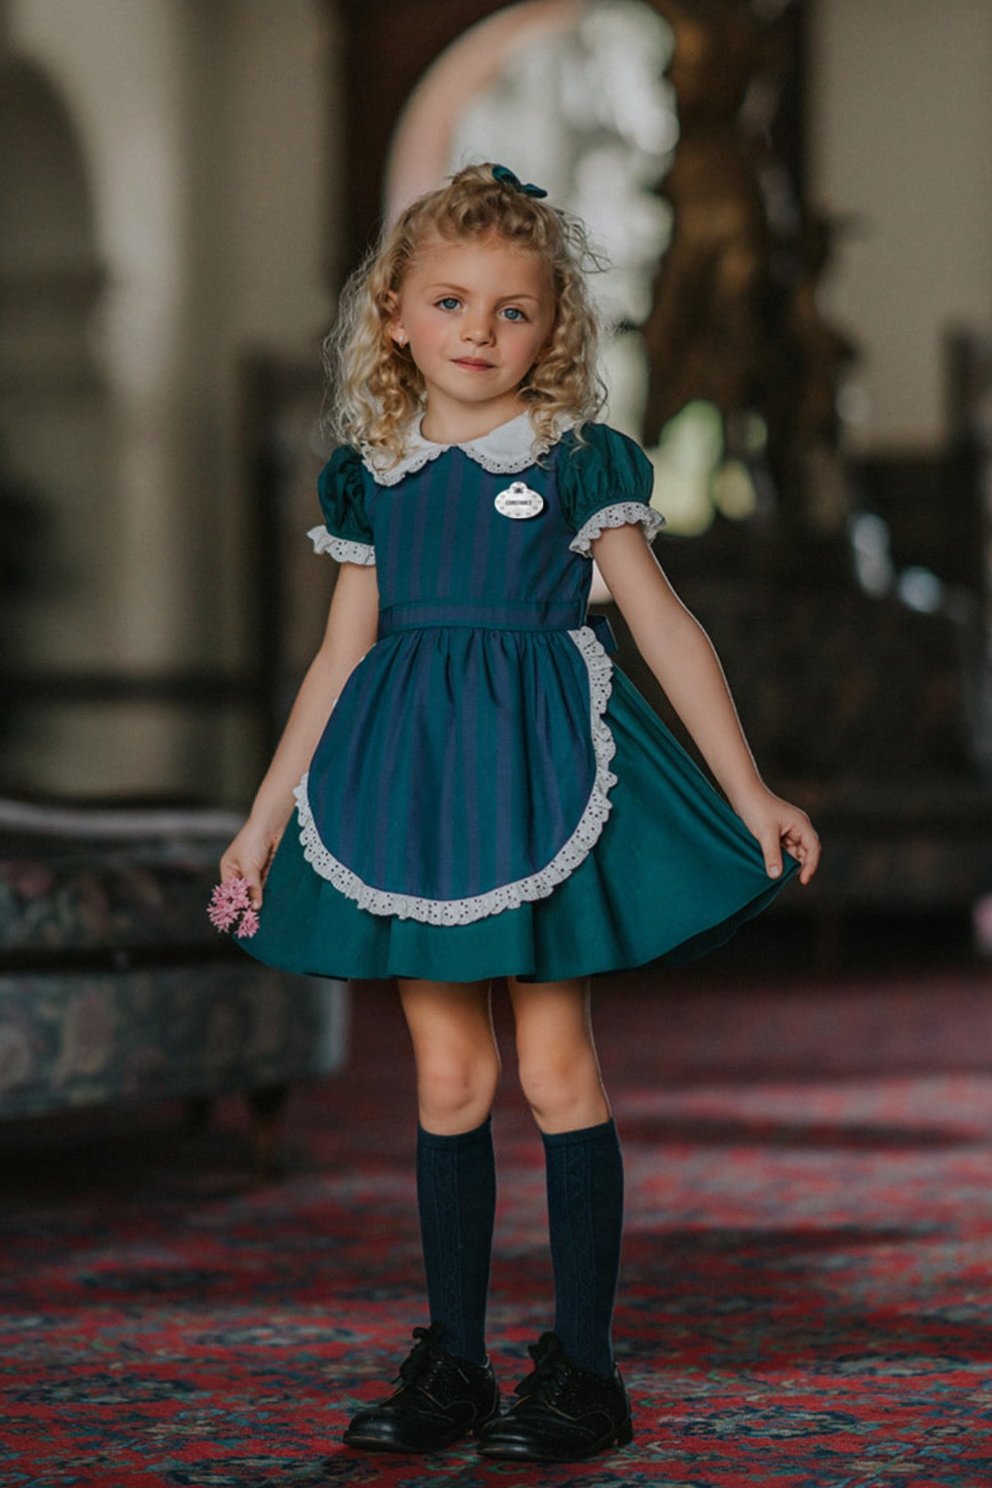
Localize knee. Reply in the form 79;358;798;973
417;1044;500;1131
517;1047;595;1127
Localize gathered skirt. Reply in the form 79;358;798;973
235;664;798;984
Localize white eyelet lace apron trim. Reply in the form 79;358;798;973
568;501;666;556
307;525;376;566
293;624;617;924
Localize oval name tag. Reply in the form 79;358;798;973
494;481;544;520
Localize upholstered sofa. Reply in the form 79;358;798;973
0;798;348;1173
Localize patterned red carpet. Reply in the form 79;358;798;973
4;963;992;1487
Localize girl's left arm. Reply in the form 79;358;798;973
593;525;821;886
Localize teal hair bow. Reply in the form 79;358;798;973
491;163;548;200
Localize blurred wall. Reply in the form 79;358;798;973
5;0;992;803
4;0;335;799
808;0;992;454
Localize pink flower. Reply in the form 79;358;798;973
212;876;252;912
229;877;252;910
207;894;239;932
207;878;261;937
237;907;260;939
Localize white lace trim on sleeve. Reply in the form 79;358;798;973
568;501;665;557
292;625;617;925
307;525;376;566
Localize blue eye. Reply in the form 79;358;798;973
436;296;461;311
502;306;527;322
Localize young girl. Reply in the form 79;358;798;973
221;162;819;1463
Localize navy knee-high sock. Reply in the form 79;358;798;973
416;1116;495;1366
542;1117;624;1378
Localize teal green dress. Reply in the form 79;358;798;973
237;414;797;983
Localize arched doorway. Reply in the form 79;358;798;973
0;54;115;791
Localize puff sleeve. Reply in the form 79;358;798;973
560;424;665;557
307;445;376;566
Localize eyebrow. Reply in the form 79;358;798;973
425;282;542;303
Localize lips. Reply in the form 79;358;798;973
453;358;495;370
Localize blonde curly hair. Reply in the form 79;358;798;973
324;163;607;464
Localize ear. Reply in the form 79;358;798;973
382;291;407;348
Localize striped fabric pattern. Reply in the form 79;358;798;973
301;426;658;920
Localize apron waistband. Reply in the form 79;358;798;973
377;600;617;654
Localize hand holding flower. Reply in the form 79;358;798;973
207;876;261;938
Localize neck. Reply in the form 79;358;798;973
420;394;529;446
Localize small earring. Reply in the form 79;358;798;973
395;331;407;347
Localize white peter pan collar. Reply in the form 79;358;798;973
361;410;571;487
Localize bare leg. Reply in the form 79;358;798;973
507;974;609;1133
397;977;500;1133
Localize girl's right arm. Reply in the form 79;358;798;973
220;562;380;906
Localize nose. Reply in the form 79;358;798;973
462;312;495;347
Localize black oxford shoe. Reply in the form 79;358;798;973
478;1331;633;1462
342;1323;500;1453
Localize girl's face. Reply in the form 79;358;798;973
388;233;555;435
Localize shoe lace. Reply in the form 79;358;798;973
516;1332;570;1404
396;1324;447;1389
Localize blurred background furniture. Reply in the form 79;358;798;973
602;518;992;962
0;798;349;1176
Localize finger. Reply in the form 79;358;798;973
785;824;821;885
252;844;279;908
800;831;822;885
761;831;783;879
244;865;264;909
220;852;263;908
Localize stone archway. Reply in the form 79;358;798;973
0;53;115;787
